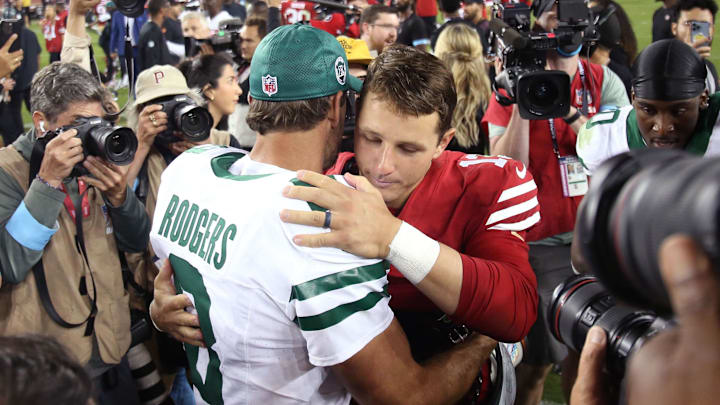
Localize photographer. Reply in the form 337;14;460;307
482;0;629;403
0;62;149;403
570;234;720;405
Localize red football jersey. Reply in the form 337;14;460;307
280;0;316;24
329;151;540;341
310;12;361;37
483;59;604;241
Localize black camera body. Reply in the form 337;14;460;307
185;19;244;64
551;148;720;379
490;0;594;119
154;95;213;145
39;117;137;177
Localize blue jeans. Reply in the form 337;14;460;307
170;368;196;405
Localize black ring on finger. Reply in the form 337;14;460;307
323;210;332;229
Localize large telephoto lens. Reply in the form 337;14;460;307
549;275;665;377
174;103;212;142
88;125;138;166
576;149;720;314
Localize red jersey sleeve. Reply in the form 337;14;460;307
451;155;540;341
482;92;514;128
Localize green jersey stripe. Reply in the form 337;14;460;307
290;261;388;301
295;285;390;331
210;152;275;181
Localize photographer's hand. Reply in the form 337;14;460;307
70;0;101;16
37;129;83;188
126;105;168;186
570;326;612;405
150;259;205;347
626;235;720;405
692;39;712;59
80;156;128;207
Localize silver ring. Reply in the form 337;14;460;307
149;114;158;126
323;210;332;229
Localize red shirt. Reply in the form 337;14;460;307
328;151;539;341
42;16;65;53
310;13;360;38
415;0;437;17
482;59;604;241
280;0;316;24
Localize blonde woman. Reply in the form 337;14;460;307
435;23;492;155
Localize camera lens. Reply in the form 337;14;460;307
528;81;558;108
87;125;137;166
175;104;212;142
549;274;663;377
576;149;720;314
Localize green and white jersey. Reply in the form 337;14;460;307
577;93;720;175
150;145;393;405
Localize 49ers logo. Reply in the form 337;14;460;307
262;75;278;97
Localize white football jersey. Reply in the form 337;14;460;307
150;145;393;405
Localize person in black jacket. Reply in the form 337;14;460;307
137;0;174;73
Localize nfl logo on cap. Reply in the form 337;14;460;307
262;75;278;97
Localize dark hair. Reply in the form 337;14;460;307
672;0;719;21
178;53;234;99
439;0;461;13
244;15;267;38
360;4;398;27
248;0;268;18
359;44;456;137
148;0;168;17
0;335;92;405
592;0;638;63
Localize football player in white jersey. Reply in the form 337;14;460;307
150;24;496;405
576;39;720;176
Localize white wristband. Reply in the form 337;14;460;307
386;221;440;284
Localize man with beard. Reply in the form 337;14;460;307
359;4;399;55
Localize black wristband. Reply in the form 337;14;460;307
563;110;582;125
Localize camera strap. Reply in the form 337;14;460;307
31;185;99;335
577;60;589;117
548;119;562;159
60;180;90;221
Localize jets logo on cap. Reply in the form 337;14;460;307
262;75;278;97
334;57;346;86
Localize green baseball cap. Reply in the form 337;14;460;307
250;24;363;101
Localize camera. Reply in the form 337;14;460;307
489;0;596;119
576;148;720;314
549;274;668;377
39;117;137;177
153;94;213;144
154;95;213;144
185;18;243;63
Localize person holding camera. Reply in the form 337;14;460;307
482;0;630;403
0;62;150;403
671;0;719;93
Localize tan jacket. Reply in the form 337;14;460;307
0;146;131;365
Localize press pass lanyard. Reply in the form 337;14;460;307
61;179;90;221
549;115;588;197
577;60;589;116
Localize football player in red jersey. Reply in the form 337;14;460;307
280;44;540;346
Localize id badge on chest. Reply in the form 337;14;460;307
558;156;588;197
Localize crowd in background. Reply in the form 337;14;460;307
0;0;719;404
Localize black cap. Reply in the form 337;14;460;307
632;39;707;101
